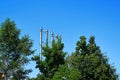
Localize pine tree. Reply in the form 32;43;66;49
0;18;34;79
32;38;66;79
67;36;118;80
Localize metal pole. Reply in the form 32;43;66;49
46;30;48;45
51;32;54;42
40;27;42;61
56;34;58;40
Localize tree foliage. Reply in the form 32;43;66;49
52;65;81;80
66;36;118;80
32;35;118;80
32;38;66;79
11;68;32;80
0;18;118;80
0;18;34;79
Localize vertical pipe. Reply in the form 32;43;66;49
51;32;54;42
46;30;48;45
40;27;42;61
56;34;58;40
49;31;51;47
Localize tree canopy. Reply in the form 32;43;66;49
0;18;34;79
66;36;118;80
32;36;118;80
52;65;81;80
0;19;118;80
32;38;66;80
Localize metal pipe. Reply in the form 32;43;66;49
46;30;48;45
40;27;42;61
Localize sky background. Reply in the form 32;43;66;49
0;0;120;78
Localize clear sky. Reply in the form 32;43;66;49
0;0;120;78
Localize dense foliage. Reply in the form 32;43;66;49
0;19;34;79
52;65;81;80
32;38;66;80
66;36;118;80
32;36;118;80
0;19;118;80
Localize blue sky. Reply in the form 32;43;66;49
0;0;120;78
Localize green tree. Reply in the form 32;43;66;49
26;77;36;80
0;18;34;79
11;68;32;80
32;38;66;80
52;65;81;80
67;36;118;80
26;73;45;80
